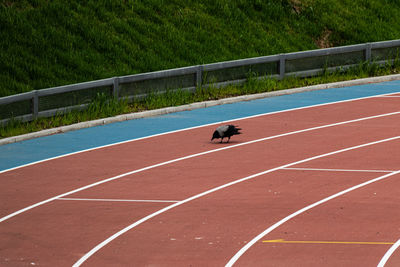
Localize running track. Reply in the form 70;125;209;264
1;80;400;266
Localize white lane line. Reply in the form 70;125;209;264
282;167;394;173
377;95;400;98
57;198;180;203
226;170;400;267
378;238;400;267
1;111;399;224
1;90;399;175
73;136;400;267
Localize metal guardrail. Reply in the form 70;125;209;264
1;39;400;125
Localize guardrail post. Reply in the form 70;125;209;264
196;65;203;89
32;90;39;119
279;54;286;80
113;77;120;98
365;43;372;62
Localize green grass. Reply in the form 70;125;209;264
1;0;400;138
1;60;399;139
1;0;400;97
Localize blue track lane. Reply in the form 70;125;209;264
1;80;400;171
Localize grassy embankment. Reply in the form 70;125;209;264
1;0;400;138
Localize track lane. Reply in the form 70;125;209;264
232;171;400;267
68;113;400;203
71;114;400;266
1;95;400;266
2;134;398;266
1;97;399;219
1;201;171;266
79;138;400;266
229;139;400;266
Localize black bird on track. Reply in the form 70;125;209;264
211;125;242;143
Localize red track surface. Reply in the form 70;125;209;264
1;95;400;266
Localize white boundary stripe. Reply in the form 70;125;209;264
1;111;399;224
282;167;394;173
378;95;400;98
1;90;400;175
73;136;400;267
226;170;400;267
57;198;180;203
378;238;400;267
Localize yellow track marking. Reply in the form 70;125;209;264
262;239;394;245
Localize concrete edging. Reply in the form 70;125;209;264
1;74;400;146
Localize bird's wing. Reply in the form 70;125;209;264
216;125;229;136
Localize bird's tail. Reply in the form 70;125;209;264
233;126;242;135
